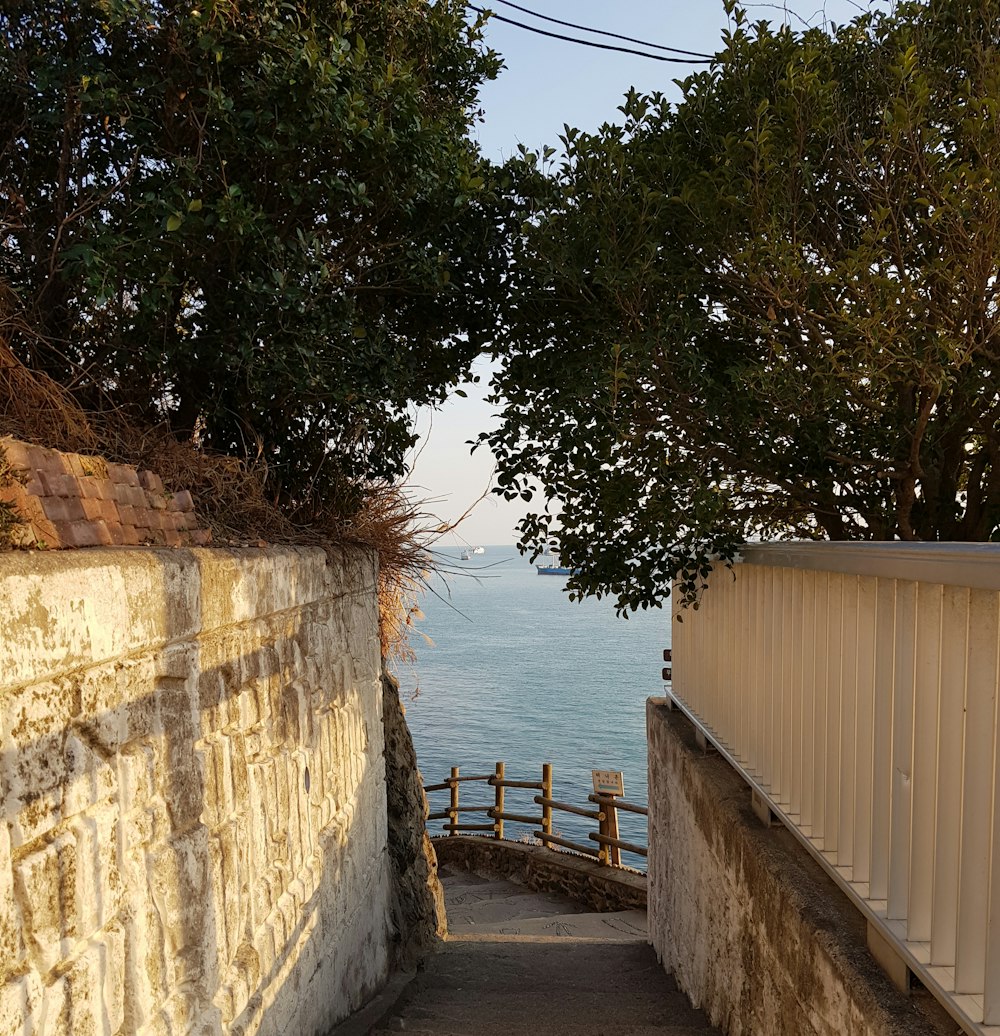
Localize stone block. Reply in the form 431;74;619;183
98;923;127;1033
121;893;168;1022
126;485;147;508
61;520;112;547
148;828;210;962
81;496;104;521
25;443;60;471
14;831;78;973
208;821;243;969
1;684;73;845
41;495;86;523
171;490;194;512
118;742;157;816
138;470;164;494
0;821;24;981
0;971;43;1035
36;470;76;498
70;805;123;936
62;732;118;818
78;476;104;500
0;436;33;472
106;462;140;487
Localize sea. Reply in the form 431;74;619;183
392;545;673;869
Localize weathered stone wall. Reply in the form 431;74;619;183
646;699;951;1036
0;546;392;1036
380;671;446;964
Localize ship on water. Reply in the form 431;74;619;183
535;547;573;576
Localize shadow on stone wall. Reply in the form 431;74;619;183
0;546;392;1036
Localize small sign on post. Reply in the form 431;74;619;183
592;769;625;797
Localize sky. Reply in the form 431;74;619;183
408;0;892;547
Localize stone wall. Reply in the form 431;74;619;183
0;546;393;1036
380;671;446;964
646;699;952;1036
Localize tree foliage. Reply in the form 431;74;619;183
2;0;505;515
484;0;1000;611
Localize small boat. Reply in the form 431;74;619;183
536;562;573;575
535;548;574;575
460;548;473;561
472;546;486;555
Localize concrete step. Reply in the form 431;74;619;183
373;1027;715;1035
439;866;646;940
369;939;716;1035
333;866;720;1036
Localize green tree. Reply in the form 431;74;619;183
1;0;505;515
484;0;1000;611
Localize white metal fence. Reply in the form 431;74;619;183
669;542;1000;1036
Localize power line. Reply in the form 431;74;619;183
467;5;716;64
488;0;715;59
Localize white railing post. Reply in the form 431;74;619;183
955;589;999;996
887;579;916;923
930;585;969;966
852;575;877;888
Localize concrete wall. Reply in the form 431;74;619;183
0;546;393;1036
646;699;951;1036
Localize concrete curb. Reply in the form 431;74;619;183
432;835;646;912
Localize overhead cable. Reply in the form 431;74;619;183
467;5;716;63
488;0;715;59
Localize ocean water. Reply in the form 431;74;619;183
393;545;672;869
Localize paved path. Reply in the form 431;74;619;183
360;865;720;1035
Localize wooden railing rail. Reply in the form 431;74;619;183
424;774;494;790
423;761;647;868
535;795;603;821
589;793;648;816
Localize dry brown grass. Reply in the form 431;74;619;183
334;483;441;662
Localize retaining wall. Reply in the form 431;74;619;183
646;698;951;1036
0;546;392;1036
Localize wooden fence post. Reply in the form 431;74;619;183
541;763;553;844
449;766;459;837
606;795;621;867
494;761;505;839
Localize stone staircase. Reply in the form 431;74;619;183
341;865;719;1036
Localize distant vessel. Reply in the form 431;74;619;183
472;546;486;555
535;548;573;575
536;562;573;575
460;548;473;561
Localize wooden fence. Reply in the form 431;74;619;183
423;762;647;868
